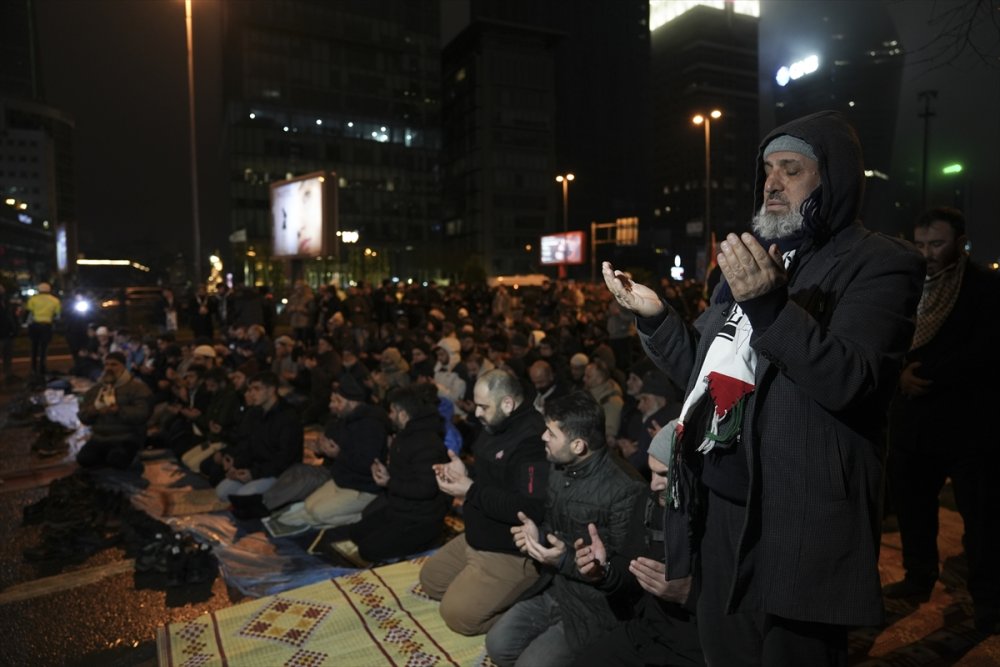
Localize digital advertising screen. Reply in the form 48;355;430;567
56;224;68;273
270;171;336;258
540;231;585;265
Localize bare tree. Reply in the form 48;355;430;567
897;0;1000;70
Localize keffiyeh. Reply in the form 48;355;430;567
911;255;965;350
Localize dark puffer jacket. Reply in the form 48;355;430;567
229;397;303;480
531;448;645;650
383;408;450;521
324;403;390;495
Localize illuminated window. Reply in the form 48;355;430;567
650;1;759;31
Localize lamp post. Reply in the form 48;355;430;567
692;110;721;276
185;0;202;284
917;90;937;209
555;173;575;232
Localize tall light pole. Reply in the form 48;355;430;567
693;110;721;277
917;90;937;209
555;173;575;232
185;0;202;284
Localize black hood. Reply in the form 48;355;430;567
755;110;865;244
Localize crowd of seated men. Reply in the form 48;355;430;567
61;276;710;662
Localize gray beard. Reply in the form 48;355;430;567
752;204;804;239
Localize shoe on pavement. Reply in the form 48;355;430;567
883;577;934;602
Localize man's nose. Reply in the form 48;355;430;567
764;173;782;194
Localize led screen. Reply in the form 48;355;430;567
271;172;332;258
540;231;585;265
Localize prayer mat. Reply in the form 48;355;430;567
157;556;496;667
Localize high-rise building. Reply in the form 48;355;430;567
0;0;41;100
650;2;759;279
440;20;560;277
758;0;904;237
0;98;74;230
220;0;441;285
757;0;999;259
0;0;74;285
441;0;652;279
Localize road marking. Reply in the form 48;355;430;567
0;559;135;605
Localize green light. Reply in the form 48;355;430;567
942;163;963;175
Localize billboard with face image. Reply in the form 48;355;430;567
540;231;585;265
270;171;338;258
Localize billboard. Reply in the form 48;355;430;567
270;171;337;258
540;231;585;265
56;224;68;273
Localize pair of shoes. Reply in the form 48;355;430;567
31;419;75;457
22;523;102;563
883;577;935;602
974;605;1000;635
22;497;50;525
183;542;217;585
23;538;78;562
163;533;217;586
135;532;174;573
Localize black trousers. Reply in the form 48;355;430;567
77;436;140;470
28;322;53;374
348;503;443;563
577;595;704;666
888;440;1000;607
697;491;848;667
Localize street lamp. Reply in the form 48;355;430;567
692;109;721;276
555;173;575;232
184;0;202;284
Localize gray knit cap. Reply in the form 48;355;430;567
763;134;817;161
648;418;679;465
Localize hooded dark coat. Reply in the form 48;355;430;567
639;111;925;626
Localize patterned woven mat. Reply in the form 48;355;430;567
157;507;999;666
157;556;496;667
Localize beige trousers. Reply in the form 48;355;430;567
418;534;540;636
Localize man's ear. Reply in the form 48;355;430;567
501;395;515;416
571;438;589;456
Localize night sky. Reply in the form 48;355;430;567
33;1;1000;269
35;0;225;266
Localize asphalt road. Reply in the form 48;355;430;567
0;354;239;667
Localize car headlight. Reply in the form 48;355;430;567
73;299;91;314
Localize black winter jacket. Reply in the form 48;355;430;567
229;398;303;480
463;399;548;554
383;409;450;521
533;448;645;649
325;403;390;495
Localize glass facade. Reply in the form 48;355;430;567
221;0;441;285
441;21;559;277
650;4;759;278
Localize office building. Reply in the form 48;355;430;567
650;2;759;278
221;0;441;285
